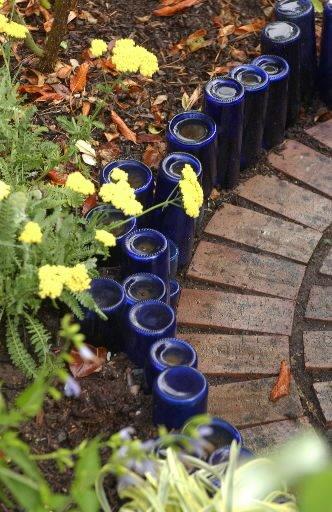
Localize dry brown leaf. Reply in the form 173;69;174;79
69;345;107;379
43;18;54;33
111;110;137;144
209;188;220;201
182;85;201;111
82;194;98;216
154;0;205;17
230;48;247;62
82;101;91;116
153;94;168;106
234;19;266;35
56;63;73;79
48;169;68;185
70;62;90;93
270;360;291;402
104;132;120;142
137;133;163;143
18;83;65;102
143;142;166;169
98;141;122;164
218;24;235;37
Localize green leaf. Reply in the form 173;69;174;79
312;0;323;12
15;374;47;417
71;438;101;512
298;466;332;512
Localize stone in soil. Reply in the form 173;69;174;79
268;139;332;199
313;381;332;427
320;248;332;276
306;119;332;150
208;377;303;428
303;331;332;371
178;288;295;335
188;240;305;300
241;417;315;452
183;332;289;377
236;174;332;231
305;286;332;322
205;204;321;264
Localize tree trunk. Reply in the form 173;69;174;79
39;0;73;72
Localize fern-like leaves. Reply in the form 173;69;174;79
23;314;52;368
60;290;84;320
6;316;37;378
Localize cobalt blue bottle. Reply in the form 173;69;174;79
204;77;245;189
153;366;208;429
122;272;167;319
261;21;301;126
275;0;317;102
85;205;136;266
252;55;289;149
209;446;253;465
144;337;198;392
183;416;243;450
319;1;332;107
122;229;170;293
154;153;202;268
126;300;176;367
229;65;269;170
168;239;179;279
169;279;181;310
166;111;217;198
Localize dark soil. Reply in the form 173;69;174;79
1;0;331;501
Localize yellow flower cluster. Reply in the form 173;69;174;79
90;39;108;58
111;167;128;182
179;164;203;218
0;180;10;201
112;38;159;78
19;221;42;244
65;172;95;196
99;172;143;216
0;14;29;39
38;263;91;299
95;229;116;247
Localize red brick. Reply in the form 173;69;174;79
303;331;332;371
205;204;321;264
237;174;332;231
306;119;332;149
208;377;303;428
241;418;314;452
320;248;332;277
183;332;289;377
313;381;332;427
268;140;332;199
188;241;305;300
177;288;295;335
305;286;332;322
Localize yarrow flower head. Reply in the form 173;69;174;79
0;14;28;39
66;172;95;196
112;38;159;78
64;263;91;293
0;180;10;201
179;164;203;218
19;221;42;244
38;265;68;299
95;229;117;247
111;167;128;182
99;180;143;216
90;39;108;58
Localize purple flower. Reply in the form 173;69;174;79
119;426;135;441
64;377;81;398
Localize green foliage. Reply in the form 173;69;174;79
0;186;109;376
312;0;323;13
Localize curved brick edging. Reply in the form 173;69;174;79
177;119;332;451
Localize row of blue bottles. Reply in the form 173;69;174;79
319;1;332;107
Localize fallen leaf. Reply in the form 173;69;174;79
218;24;235;37
209;188;220;201
98;141;122;163
181;85;201;111
82;193;98;216
82;101;91;116
314;108;332;123
234;19;266;35
136;15;151;22
270;360;291;402
154;0;205;17
69;345;107;378
48;169;68;185
137;132;163;143
70;62;90;93
143;142;166;168
104;132;119;142
153;94;168;106
111;110;137;144
230;48;247;61
75;139;97;166
55;62;73;79
78;10;98;23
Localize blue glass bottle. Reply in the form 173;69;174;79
204;77;245;189
319;1;332;107
145;337;198;392
229;65;269;170
126;300;176;367
122;273;167;319
170;279;181;310
154;153;202;268
168;239;179;279
261;21;301;126
183;416;243;450
166;111;217;198
153;366;208;429
85;205;136;266
122;229;170;293
275;0;316;102
80;278;125;351
252;55;289;149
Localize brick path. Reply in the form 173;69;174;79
178;119;332;451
